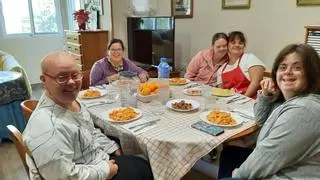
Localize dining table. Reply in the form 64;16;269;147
0;71;30;139
83;82;258;180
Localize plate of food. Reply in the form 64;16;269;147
211;87;235;97
79;88;106;99
182;88;202;96
104;107;142;123
166;99;200;112
169;78;190;86
200;109;243;127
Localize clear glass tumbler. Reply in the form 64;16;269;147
202;85;212;112
157;78;170;105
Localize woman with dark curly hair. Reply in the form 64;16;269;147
219;44;320;179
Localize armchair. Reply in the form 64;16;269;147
0;50;31;139
0;50;32;97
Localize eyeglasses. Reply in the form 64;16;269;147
110;48;123;53
44;72;83;84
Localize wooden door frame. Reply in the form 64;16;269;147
110;0;115;39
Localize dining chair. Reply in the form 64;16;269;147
20;99;38;120
263;71;272;78
6;125;44;180
82;69;91;90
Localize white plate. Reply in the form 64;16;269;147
166;99;200;112
103;107;143;123
79;88;107;99
182;88;202;96
200;110;243;127
211;87;235;97
169;78;190;86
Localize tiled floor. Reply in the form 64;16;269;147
0;83;219;180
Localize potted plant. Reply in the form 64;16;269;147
73;9;90;30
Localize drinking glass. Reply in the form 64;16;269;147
202;85;212;112
157;78;170;105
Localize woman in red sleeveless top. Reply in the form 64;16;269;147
217;31;265;98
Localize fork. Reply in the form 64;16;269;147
226;97;246;104
84;101;110;107
229;110;255;120
128;119;161;129
133;122;158;132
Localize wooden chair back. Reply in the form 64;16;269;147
82;69;91;90
6;125;44;179
263;71;272;78
20;99;38;120
6;125;29;175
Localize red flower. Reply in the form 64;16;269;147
73;9;90;24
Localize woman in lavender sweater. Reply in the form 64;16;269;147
90;38;148;86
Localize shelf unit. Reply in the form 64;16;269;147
304;25;320;56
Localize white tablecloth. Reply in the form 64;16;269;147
86;85;257;180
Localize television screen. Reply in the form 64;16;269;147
127;16;175;70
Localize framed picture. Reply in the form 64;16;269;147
222;0;251;9
297;0;320;6
171;0;193;19
84;0;104;15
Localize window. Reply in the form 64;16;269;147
67;0;80;30
0;0;61;35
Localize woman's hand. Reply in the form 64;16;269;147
107;74;119;83
138;73;148;83
260;78;280;96
107;160;118;179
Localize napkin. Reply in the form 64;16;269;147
233;108;254;119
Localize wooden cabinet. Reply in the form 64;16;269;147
64;30;108;89
304;26;320;56
65;30;108;71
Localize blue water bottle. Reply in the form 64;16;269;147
158;57;171;78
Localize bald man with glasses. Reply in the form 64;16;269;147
23;51;153;180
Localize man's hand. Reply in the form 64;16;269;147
107;160;118;179
260;78;280;96
113;149;122;156
138;73;148;83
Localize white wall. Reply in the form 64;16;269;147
100;0;112;30
112;0;320;71
0;36;64;84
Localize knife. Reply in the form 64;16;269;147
240;99;252;104
133;122;157;132
128;119;160;129
226;96;246;104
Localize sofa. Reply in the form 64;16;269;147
0;50;32;97
0;50;32;139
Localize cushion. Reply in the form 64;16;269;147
0;56;3;70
